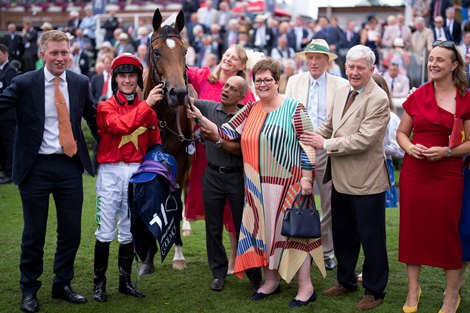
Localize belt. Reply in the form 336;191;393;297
207;162;243;174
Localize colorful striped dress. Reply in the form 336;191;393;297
220;97;327;283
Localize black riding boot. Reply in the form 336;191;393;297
118;242;145;298
93;240;110;302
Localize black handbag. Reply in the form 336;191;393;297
281;193;321;239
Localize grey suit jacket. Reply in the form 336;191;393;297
315;78;390;195
0;68;98;184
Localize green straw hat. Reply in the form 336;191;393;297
296;39;338;61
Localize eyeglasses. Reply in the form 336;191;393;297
254;78;275;86
432;40;456;48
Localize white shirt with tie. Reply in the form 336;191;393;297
307;72;327;128
40;68;71;155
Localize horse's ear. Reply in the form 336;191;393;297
174;10;185;34
152;8;162;32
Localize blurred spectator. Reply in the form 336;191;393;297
67;10;81;35
382;15;401;48
182;0;200;24
328;59;342;77
103;11;120;44
197;35;217;67
360;16;382;65
135;44;148;69
97;41;115;62
90;53;114;102
0;43;19;184
278;58;296;94
21;21;38;72
445;6;462;43
223;19;239;51
217;1;232;32
277;21;296;51
383;62;411;99
191;24;205;53
396;14;412;49
291;16;310;52
250;14;274;55
432;15;452;40
237;13;252;34
338;20;360;73
270;35;295;61
237;32;250;48
413;0;431;20
429;0;452;26
409;16;434;87
203;52;218;72
1;23;23;64
79;9;97;50
116;33;135;55
186;12;203;46
197;0;219;31
267;17;280;41
314;16;342;54
134;27;150;50
382;38;410;74
40;22;54;32
94;61;105;76
71;42;90;77
457;31;470;83
209;24;223;60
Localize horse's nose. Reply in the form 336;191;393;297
168;87;188;106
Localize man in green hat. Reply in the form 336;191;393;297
285;38;348;271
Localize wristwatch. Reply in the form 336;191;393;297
215;139;223;148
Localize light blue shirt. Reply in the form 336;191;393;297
308;72;327;128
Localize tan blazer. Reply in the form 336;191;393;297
284;72;348;116
315;78;390;195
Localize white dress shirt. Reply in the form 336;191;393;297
39;68;70;155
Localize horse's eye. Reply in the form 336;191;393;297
183;49;187;56
153;50;161;58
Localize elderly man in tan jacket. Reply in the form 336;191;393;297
300;44;390;311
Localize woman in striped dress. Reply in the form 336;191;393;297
219;59;326;306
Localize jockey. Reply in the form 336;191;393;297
93;53;165;302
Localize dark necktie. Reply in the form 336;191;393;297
342;90;358;117
54;77;77;157
391;78;395;92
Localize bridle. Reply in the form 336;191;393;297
148;30;195;143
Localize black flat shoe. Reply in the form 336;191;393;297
52;285;87;304
21;293;39;313
251;285;281;301
288;290;317;307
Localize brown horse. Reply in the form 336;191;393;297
143;8;191;271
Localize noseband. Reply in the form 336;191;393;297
148;30;195;143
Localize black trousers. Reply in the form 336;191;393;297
19;154;84;294
202;167;244;279
331;185;389;299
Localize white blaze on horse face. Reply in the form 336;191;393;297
166;38;176;50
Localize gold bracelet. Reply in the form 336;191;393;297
301;176;313;183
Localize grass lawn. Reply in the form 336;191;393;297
0;174;468;313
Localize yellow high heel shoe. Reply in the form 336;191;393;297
403;286;422;313
438;294;461;313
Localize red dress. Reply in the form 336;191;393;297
399;82;470;269
185;67;255;235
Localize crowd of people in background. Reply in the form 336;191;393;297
1;1;470;313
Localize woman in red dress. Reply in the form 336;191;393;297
186;45;255;272
397;40;470;313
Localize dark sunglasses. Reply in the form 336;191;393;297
432;40;456;48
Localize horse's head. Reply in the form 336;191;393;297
145;9;188;109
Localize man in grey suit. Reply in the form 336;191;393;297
301;45;390;311
285;39;349;271
0;30;97;313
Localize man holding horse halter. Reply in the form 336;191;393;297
187;76;261;292
93;53;164;302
